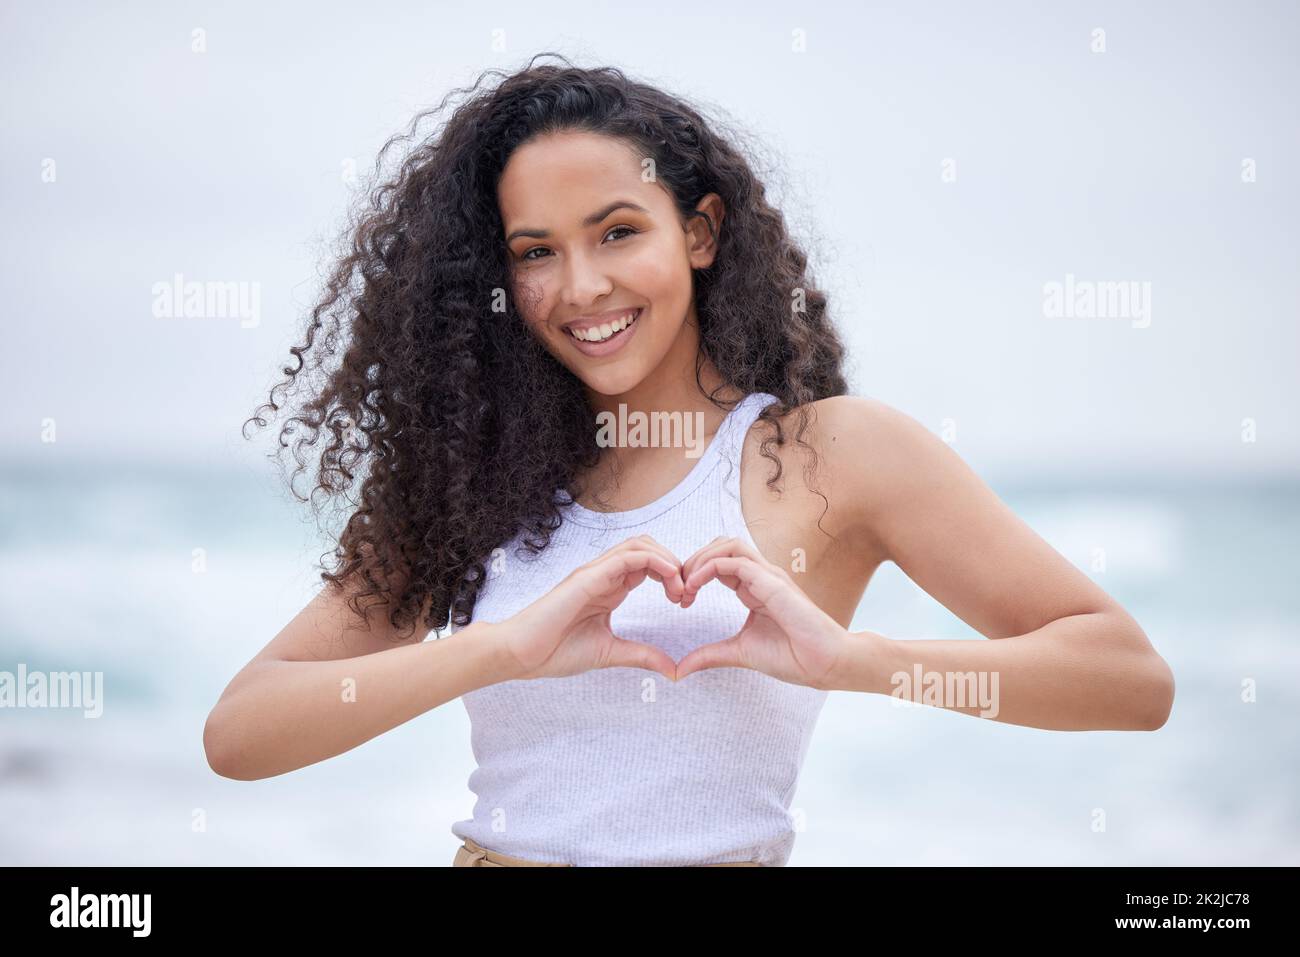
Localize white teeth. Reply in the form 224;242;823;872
571;309;638;342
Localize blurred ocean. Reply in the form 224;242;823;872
1;461;1297;866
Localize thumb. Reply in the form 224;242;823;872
675;634;745;680
604;636;678;683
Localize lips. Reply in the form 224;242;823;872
563;308;640;341
563;307;643;357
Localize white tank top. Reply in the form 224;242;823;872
449;392;828;866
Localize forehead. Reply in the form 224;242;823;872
497;131;657;225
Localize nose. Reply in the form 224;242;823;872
558;246;614;310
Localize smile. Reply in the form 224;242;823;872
563;308;642;356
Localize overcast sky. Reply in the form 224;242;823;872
3;0;1296;485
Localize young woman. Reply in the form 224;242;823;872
204;54;1175;867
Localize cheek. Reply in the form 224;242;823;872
509;236;688;324
626;240;683;294
510;275;548;325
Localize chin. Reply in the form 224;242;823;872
577;368;648;397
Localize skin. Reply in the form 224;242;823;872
206;129;1174;782
498;129;1176;732
499;129;744;508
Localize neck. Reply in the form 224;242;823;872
584;304;744;422
573;306;747;504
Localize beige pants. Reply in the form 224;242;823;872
453;835;762;867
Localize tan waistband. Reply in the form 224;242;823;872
453;836;761;867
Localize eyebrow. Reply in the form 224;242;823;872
504;200;650;244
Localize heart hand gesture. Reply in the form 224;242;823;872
499;535;683;682
674;537;849;689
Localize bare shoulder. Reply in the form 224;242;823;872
759;394;961;552
783;395;1139;642
735;394;928;560
763;393;937;488
800;393;926;443
808;392;953;477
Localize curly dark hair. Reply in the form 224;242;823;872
243;52;850;639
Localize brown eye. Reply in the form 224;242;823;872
518;225;637;263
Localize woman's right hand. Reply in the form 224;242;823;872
496;535;684;682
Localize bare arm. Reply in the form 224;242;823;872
203;574;513;780
819;395;1175;731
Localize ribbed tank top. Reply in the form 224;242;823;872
448;392;828;866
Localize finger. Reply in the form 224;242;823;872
675;634;745;679
604;636;679;683
592;549;682;601
679;535;731;586
628;535;686;600
629;550;685;603
603;535;678;573
683;554;763;605
692;556;782;615
617;544;684;603
680;538;764;605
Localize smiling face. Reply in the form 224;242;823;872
498;129;723;399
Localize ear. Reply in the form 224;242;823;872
685;193;725;270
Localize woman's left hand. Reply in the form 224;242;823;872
674;537;849;689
